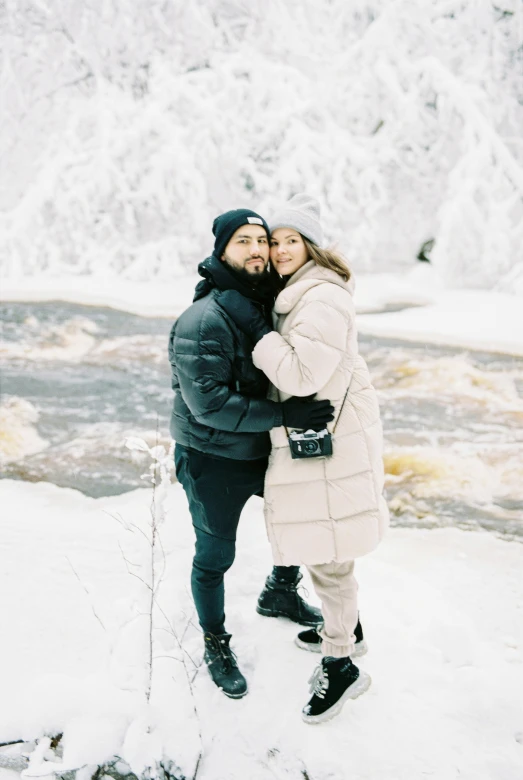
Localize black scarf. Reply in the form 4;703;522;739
193;255;276;310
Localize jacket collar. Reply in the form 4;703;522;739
274;260;355;314
193;255;275;305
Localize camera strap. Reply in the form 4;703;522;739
280;365;355;437
331;374;353;434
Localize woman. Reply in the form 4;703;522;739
217;194;389;724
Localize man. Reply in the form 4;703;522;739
168;208;334;698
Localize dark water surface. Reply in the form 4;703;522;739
1;302;173;495
1;301;522;539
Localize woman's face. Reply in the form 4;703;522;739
270;228;309;277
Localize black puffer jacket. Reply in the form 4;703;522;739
168;256;283;460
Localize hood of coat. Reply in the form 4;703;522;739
274;260;355;315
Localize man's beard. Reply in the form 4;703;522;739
223;256;268;286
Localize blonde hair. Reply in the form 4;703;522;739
303;237;351;282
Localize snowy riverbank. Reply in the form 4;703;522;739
1;479;522;779
2;266;523;356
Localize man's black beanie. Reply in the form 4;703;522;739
212;208;270;259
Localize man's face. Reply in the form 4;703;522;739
221;225;270;277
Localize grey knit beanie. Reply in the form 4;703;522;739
269;193;323;247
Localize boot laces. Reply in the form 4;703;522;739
297;582;310;599
206;634;238;673
308;664;329;699
272;576;311;603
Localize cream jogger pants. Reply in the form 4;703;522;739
306;560;358;658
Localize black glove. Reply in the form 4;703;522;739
217;290;272;344
281;398;335;430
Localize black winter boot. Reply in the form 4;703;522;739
256;570;322;627
203;632;248;699
295;618;368;658
302;655;371;724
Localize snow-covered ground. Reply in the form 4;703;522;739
0;275;202;320
3;265;523;355
356;268;523;357
1;479;522;780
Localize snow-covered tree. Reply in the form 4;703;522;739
0;0;521;289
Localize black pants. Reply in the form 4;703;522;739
174;443;299;635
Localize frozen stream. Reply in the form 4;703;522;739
1;301;522;540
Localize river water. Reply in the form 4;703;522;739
1;301;522;540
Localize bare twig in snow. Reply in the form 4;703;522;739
65;556;106;632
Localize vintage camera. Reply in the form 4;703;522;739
288;428;333;459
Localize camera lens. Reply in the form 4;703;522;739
304;440;319;454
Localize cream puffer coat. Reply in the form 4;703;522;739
252;260;389;566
